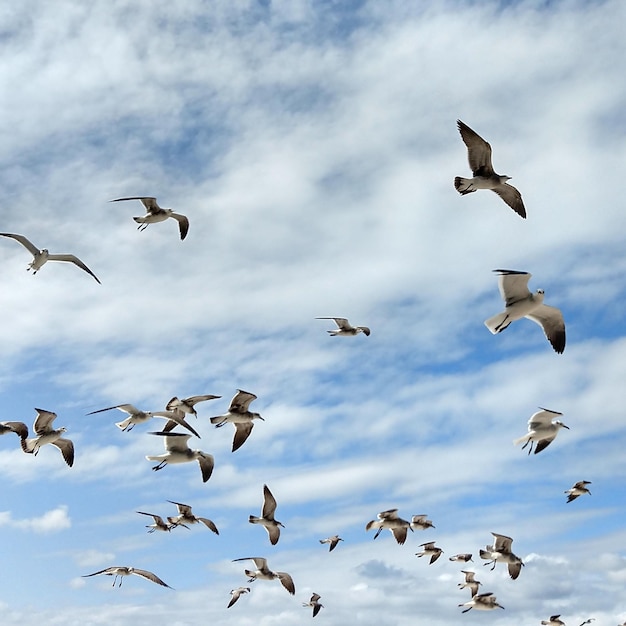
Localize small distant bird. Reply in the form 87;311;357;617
316;317;370;336
454;119;526;218
578;620;595;626
541;616;566;626
415;541;443;564
209;390;264;452
136;511;174;533
410;514;435;531
459;592;504;613
86;404;200;437
565;480;592;503
167;500;219;534
0;233;101;283
166;394;221;417
0;421;28;441
485;269;566;353
82;566;172;588
449;553;473;563
232;557;295;595
303;593;324;617
319;535;343;552
227;587;250;608
249;484;283;545
513;408;569;455
146;432;214;482
479;532;523;580
110;197;189;240
366;509;412;545
21;409;74;467
458;570;482;596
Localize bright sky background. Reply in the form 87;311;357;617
1;0;625;624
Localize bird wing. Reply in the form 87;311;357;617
276;571;295;595
261;484;278;519
132;568;172;588
82;567;116;577
168;500;193;516
45;254;101;283
111;197;160;212
233;556;267;570
137;511;165;524
198;517;219;534
493;269;532;305
528;408;563;429
329;537;341;551
232;422;254;452
0;233;40;256
429;549;442;564
33;409;57;433
170;212;189;240
52;438;74;467
229;390;257;413
526;304;566;354
534;434;558;454
185;394;221;406
456;120;494;176
391;526;408;545
507;560;523;580
378;508;399;519
491;533;513;552
197;452;214;482
1;421;28;439
149;431;192;451
86;404;139;416
267;524;281;545
491;183;526;218
152;411;201;437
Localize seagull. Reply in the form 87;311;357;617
82;566;172;588
316;317;370;336
454;119;526;218
249;484;283;545
0;233;101;283
479;532;524;580
21;409;74;467
565;480;592;503
232;557;295;595
209;390;264;452
415;541;444;564
303;593;324;617
579;620;595;626
458;570;482;596
513;408;569;454
484;269;566;353
110;197;189;240
166;394;221;417
541;616;566;626
146;432;214;482
86;404;200;437
319;535;343;552
0;421;28;441
167;500;219;534
136;511;174;533
366;509;412;545
410;514;435;531
449;553;473;563
227;587;250;608
459;592;505;613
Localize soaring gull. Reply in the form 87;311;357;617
110;196;190;240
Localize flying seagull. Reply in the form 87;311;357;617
541;616;566;626
209;390;264;452
410;514;435;531
366;509;412;545
449;553;473;563
21;408;74;467
484;269;566;353
86;403;200;437
136;511;174;533
0;421;28;441
316;317;370;336
0;233;101;283
232;557;295;595
459;592;504;613
82;566;172;588
458;570;482;597
227;587;250;608
513;408;569;455
565;480;592;503
166;394;221;417
454;119;526;218
319;535;343;552
303;593;324;617
167;500;219;534
479;532;524;580
110;196;189;240
249;484;284;545
146;432;214;482
415;541;444;564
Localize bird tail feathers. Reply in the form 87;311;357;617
454;177;475;195
484;313;509;334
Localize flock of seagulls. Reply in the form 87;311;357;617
0;117;608;622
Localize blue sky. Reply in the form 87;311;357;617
0;0;625;624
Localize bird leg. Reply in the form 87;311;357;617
152;461;167;471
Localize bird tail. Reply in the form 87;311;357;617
454;177;475;195
115;418;132;430
478;549;492;560
209;416;226;425
512;434;529;446
484;312;510;334
249;515;261;524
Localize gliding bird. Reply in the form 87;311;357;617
303;593;324;617
458;570;482;596
513;408;569;455
209;390;264;452
249;484;283;545
366;509;412;545
82;566;172;588
565;480;591;503
146;432;214;482
319;535;343;552
110;196;190;240
167;500;219;534
316;317;370;336
415;541;444;564
232;557;295;595
479;532;523;580
459;592;504;613
21;409;74;467
541;616;566;626
227;587;250;608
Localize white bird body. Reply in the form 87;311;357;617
366;509;412;545
513;408;569;454
479;532;523;579
249;484;283;545
565;480;592;502
316;317;370;336
146;432;214;482
110;197;189;240
459;592;504;613
485;269;566;353
210;390;264;452
232;557;295;595
82;566;172;588
21;409;74;467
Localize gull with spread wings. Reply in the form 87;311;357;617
110;196;189;240
21;409;74;467
316;317;370;336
